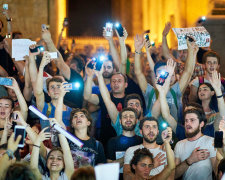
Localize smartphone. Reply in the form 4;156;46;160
14;125;26;148
29;46;45;53
64;17;69;26
157;71;169;85
42;24;47;30
48;52;58;59
87;57;104;71
3;4;8;10
65;82;80;91
105;23;113;37
0;77;12;86
40;119;51;132
214;131;223;148
115;23;124;37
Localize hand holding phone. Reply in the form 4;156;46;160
115;23;124;37
157;71;169;86
105;23;113;37
14;125;26;148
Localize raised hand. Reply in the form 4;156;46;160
29;44;40;57
166;58;176;76
40;51;51;68
187;37;199;55
85;59;95;77
219;118;225;139
153;152;166;168
161;127;173;143
115;28;128;42
162;22;172;37
134;34;145;53
94;63;104;78
42;29;52;42
7;133;22;153
209;71;221;93
187;147;210;165
12;111;26;126
103;27;113;41
59;82;70;98
35;127;51;143
4;77;20;91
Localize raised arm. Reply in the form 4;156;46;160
23;56;33;102
54;83;69;129
162;22;173;60
83;62;100;105
42;29;71;80
0;65;8;77
103;27;120;71
3;9;12;35
0;133;21;177
34;52;51;111
5;77;28;120
154;127;175;180
30;128;51;178
134;34;147;93
178;38;199;94
95;68;119;124
219;119;225;156
0;115;12;145
115;28;128;74
156;59;177;132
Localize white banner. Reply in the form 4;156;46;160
172;26;210;50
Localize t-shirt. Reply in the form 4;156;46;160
42;102;72;128
69;137;106;169
42;172;68;180
64;68;84;108
92;83;111;94
174;135;216;180
124;144;167;176
97;92;125;147
143;82;182;123
112;112;152;136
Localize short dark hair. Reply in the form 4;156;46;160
202;50;220;65
218;158;225;174
12;31;22;39
110;72;127;83
70;108;92;136
71;166;95;180
130;148;154;174
154;61;166;74
183;108;207;131
0;96;14;109
124;94;143;108
4;162;37;180
119;107;138;120
139;117;158;130
70;55;85;73
46;77;63;91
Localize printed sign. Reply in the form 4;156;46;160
172;26;210;50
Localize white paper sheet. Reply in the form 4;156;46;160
95;163;120;180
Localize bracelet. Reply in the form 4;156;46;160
216;94;223;98
4;149;14;160
135;50;141;54
185;159;191;166
33;144;40;148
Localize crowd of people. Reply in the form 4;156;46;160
0;8;225;180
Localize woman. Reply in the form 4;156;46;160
30;122;74;180
69;108;106;169
130;128;175;180
196;71;225;136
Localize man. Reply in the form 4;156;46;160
123;117;174;180
174;108;217;180
134;33;198;123
35;52;72;128
189;50;224;102
107;107;142;178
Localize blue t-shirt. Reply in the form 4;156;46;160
42;102;72;128
112;112;152;136
92;84;111;94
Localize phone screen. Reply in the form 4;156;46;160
157;72;169;86
0;77;12;86
115;23;124;37
40;119;51;132
214;131;223;148
14;126;25;147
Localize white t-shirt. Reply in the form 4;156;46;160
124;144;167;176
174;135;216;180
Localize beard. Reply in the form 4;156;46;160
185;125;200;138
143;133;157;144
103;71;113;79
122;124;136;131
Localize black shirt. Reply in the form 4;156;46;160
69;137;106;169
64;68;84;108
106;135;142;160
